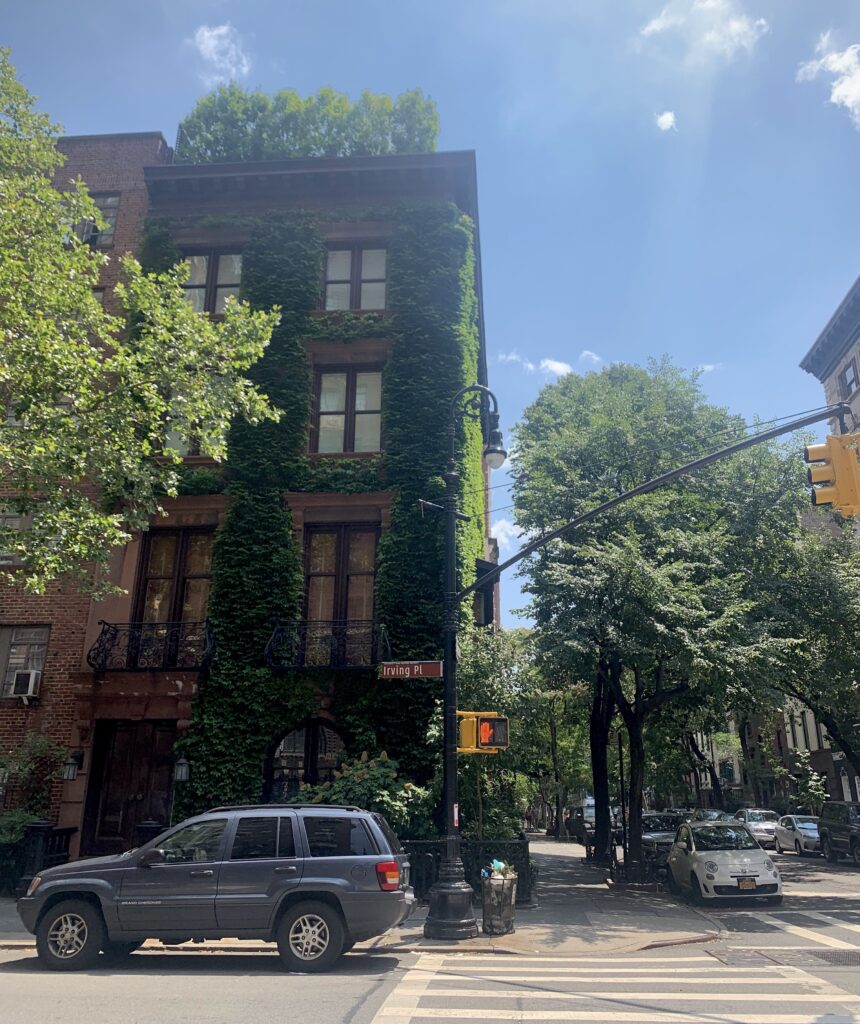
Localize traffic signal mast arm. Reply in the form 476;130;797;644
459;403;855;603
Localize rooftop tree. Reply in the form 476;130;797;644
175;84;439;163
0;50;280;594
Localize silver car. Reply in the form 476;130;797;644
734;808;779;848
774;815;820;856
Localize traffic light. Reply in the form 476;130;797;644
803;435;860;516
457;711;510;753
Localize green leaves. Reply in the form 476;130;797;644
175;84;439;164
0;52;280;594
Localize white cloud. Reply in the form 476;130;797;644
697;362;722;373
639;0;768;64
540;358;573;376
579;349;603;364
498;350;536;373
798;33;860;130
656;110;677;131
190;24;252;86
491;517;522;552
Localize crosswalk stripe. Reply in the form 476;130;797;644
801;910;860;936
374;954;441;1024
427;974;799;984
433;966;788;975
379;1010;857;1022
395;988;859;1003
758;913;857;949
433;955;714;963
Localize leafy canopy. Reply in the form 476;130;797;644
176;84;439;164
0;51;280;594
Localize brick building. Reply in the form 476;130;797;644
0;132;499;858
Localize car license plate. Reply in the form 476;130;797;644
737;877;756;891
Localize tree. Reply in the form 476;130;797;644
0;51;280;594
175;85;439;164
513;360;811;866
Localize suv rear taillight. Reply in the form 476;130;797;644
376;860;400;891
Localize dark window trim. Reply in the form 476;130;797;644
310;364;383;454
83;193;120;248
839;358;858;399
303;523;379;623
322;243;387;311
132;527;214;624
182;249;243;315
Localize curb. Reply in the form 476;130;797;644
639;931;721;951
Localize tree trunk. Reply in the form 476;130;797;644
737;719;761;806
549;712;562;838
589;662;615;861
625;717;645;872
687;733;725;809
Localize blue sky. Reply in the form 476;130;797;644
7;1;860;624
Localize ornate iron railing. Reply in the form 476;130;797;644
86;620;214;671
265;620;390;670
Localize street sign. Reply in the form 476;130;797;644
379;661;443;679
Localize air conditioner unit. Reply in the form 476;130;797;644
11;670;41;698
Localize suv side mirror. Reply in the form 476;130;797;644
139;848;166;867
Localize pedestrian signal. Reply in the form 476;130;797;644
457;711;509;753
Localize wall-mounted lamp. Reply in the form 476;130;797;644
62;751;84;782
174;756;191;783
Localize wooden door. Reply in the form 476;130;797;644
82;720;177;856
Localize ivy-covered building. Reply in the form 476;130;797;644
0;132;499;857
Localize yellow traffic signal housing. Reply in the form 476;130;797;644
804;435;860;516
457;711;510;754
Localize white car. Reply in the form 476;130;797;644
734;808;779;847
774;815;820;856
667;822;783;904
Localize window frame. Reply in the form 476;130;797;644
182;250;243;315
81;193;120;248
310;365;383;455
133;528;215;625
839;359;858;400
322;244;387;312
303;524;379;624
0;625;50;699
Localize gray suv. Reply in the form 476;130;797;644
18;804;414;972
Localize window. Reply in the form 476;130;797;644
839;360;858;399
303;816;378;857
313;369;382;454
159;819;226;863
230;817;278;860
0;514;26;566
137;530;214;624
79;194;120;247
278;817;296;858
0;627;49;698
184;253;242;314
324;247;386;311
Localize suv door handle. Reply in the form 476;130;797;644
189;869;214;878
274;865;298;874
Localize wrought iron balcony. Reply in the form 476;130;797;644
265;620;390;670
86;620;214;671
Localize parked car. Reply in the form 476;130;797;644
774;815;820;856
640;813;685;876
17;804;415;972
568;804;622;845
818;801;860;865
733;808;779;847
692;809;733;822
666;821;782;904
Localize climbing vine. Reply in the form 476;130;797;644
145;200;485;812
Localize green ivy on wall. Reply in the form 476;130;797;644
144;200;485;811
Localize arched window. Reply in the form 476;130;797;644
265;721;345;801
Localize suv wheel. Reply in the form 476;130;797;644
823;836;839;863
36;899;106;971
276;901;344;973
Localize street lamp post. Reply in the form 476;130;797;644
424;383;506;941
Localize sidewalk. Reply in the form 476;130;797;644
0;839;719;956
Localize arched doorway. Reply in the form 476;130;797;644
263;720;345;802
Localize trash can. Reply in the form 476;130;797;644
481;874;517;935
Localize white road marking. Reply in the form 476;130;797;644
433;966;789;975
377;1010;859;1022
393;986;860;1003
371;954;441;1024
757;913;857;949
801;910;860;937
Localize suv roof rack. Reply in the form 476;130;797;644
206;803;363;813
